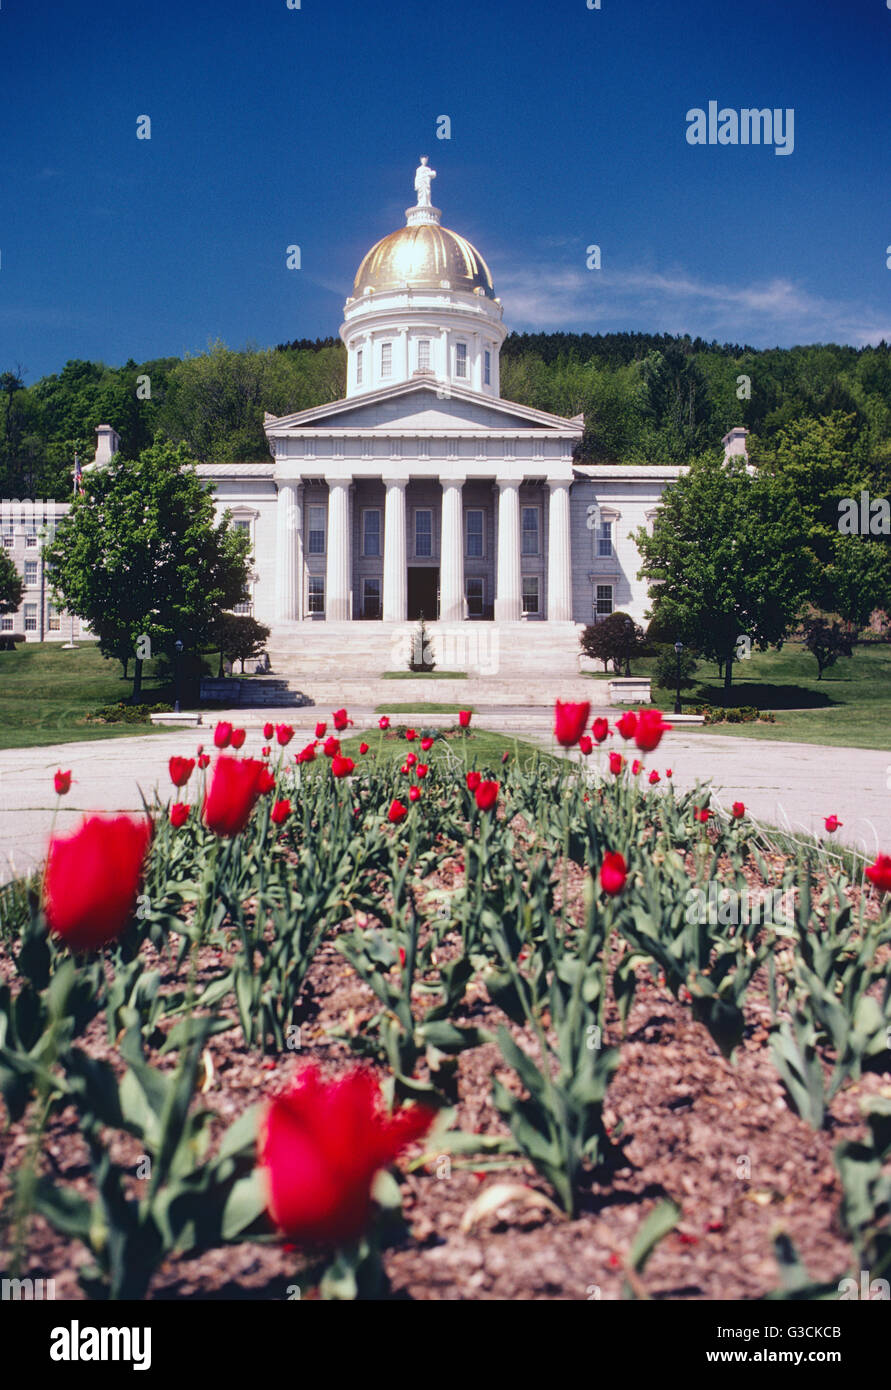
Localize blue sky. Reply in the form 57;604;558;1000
2;0;890;381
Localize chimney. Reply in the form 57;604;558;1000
722;426;748;461
92;424;120;468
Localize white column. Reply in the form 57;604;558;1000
325;479;352;621
275;480;302;622
495;478;522;622
439;477;465;623
547;480;573;622
383;476;408;622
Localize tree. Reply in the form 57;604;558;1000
580;611;649;675
653;644;699;692
0;545;23;617
827;536;891;633
637;452;812;693
45;437;251;701
801;616;854;679
210;612;271;676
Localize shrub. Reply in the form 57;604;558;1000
88;702;173;724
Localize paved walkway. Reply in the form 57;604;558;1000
1;709;888;882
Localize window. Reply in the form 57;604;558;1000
356;348;363;385
308;576;325;614
595;584;613;617
484;350;491;386
1;532;12;549
0;616;13;632
381;342;392;378
522;576;540;615
465;577;484;619
232;599;253;616
362;577;381;619
597;520;613;558
465;509;484;558
24;560;38;586
362;508;381;558
232;518;252;558
307;505;326;556
47;604;61;632
24;603;37;632
521;506;540;556
414;509;432;558
418;339;430;371
455;343;467;378
25;533;37;548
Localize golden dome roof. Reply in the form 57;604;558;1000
353;221;495;299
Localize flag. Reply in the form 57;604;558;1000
73;453;83;496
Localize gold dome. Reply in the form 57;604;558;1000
353;222;495;299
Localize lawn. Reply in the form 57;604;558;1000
380;670;468;680
0;642;176;749
373;701;475;716
340;724;548;770
588;641;891;751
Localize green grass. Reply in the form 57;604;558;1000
587;641;891;751
340;726;554;771
0;642;177;749
373;702;475;715
380;670;468;680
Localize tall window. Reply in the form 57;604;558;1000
455;342;467;378
362;577;381;619
595;584;613;617
465;577;484;618
362;508;381;557
356;348;363;385
521;506;540;556
597;520;613;558
465;509;484;558
522;576;540;615
418;339;430;371
307;505;326;555
381;342;392;378
24;603;37;632
232;518;252;560
24;559;38;585
414;509;432;558
308;576;325;614
47;604;61;633
484;349;491;386
1;616;13;632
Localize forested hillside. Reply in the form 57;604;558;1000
2;333;890;499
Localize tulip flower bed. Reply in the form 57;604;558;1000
1;708;890;1301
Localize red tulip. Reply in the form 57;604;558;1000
554;700;590;747
824;815;842;833
458;710;472;728
168;755;195;788
332;708;350;732
322;736;341;758
631;759;642;776
416;763;429;779
615;711;637;741
378;716;390;730
197;753;210;770
405;752;418;768
475;780;499;812
865;854;891;893
731;801;745;819
405;728;417;741
170;802;190;828
271;799;291;825
315;722;327;739
296;743;316;764
578;735;593;755
203;756;267;836
501;751;510;764
634;709;672;753
276;724;295;747
44;815;152;952
258;767;277;795
263;722;274;741
398;946;406;967
230;728;246;750
399;763;409;775
260;1065;434;1246
694;807;711;824
388;799;408;824
214;721;233;749
359;742;369;755
608;751;625;775
420;736;434;751
196;744;204;755
54;769;72;796
648;770;660;785
599;851;628;896
665;768;672;778
466;771;482;792
331;755;355;778
592;718;609;744
409;785;421;803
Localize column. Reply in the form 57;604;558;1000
325;478;352;621
439;477;465;623
547;480;573;622
494;478;522;622
275;480;302;622
382;476;408;622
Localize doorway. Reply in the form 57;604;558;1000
407;567;439;620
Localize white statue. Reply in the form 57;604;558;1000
414;156;436;207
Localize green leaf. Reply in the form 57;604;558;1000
222;1170;268;1240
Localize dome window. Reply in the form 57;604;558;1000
455;343;467;379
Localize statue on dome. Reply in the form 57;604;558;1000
414;157;436;207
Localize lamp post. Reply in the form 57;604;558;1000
673;641;684;716
173;638;183;714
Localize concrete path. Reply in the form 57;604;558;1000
1;710;888;883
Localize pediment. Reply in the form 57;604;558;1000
265;381;581;436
